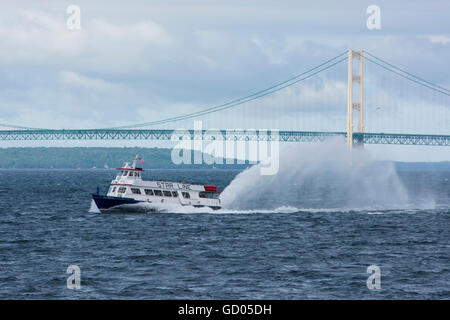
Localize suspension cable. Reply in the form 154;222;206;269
363;51;450;96
107;52;348;129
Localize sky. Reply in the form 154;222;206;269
0;0;449;161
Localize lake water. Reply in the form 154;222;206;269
0;167;448;299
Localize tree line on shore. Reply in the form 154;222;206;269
0;147;247;169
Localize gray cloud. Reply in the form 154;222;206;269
0;0;449;160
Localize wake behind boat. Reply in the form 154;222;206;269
92;156;221;213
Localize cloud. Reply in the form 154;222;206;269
251;37;286;65
0;9;171;74
0;10;83;63
0;0;449;162
60;71;123;92
90;19;170;46
419;34;450;45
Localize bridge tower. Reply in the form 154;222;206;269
347;49;364;149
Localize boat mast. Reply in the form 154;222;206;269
132;155;139;169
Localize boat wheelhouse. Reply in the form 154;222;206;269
92;155;221;212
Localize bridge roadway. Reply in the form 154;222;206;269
0;129;449;146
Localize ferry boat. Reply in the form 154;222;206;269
91;156;221;212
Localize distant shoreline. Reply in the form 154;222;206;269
0;147;448;171
0;167;245;171
0;163;449;172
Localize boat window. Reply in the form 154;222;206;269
112;187;116;193
182;192;190;199
199;191;218;199
172;191;178;197
131;188;141;195
123;171;128;176
144;189;154;196
154;190;163;196
118;187;127;193
163;191;172;197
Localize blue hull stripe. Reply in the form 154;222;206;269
92;194;140;210
92;194;221;211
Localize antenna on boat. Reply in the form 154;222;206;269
132;154;138;169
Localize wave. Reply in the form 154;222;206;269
89;199;441;215
89;200;101;213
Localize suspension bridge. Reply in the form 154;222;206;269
1;50;449;147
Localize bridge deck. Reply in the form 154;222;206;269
0;129;449;146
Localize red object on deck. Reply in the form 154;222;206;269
204;185;217;193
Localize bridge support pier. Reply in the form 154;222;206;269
347;49;364;149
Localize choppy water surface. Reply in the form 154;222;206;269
0;165;449;299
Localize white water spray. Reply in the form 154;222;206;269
89;199;101;213
220;137;410;211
